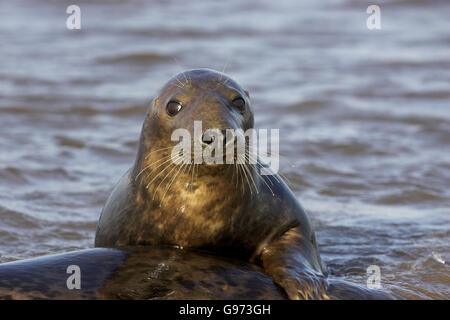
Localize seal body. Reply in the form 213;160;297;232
0;247;285;300
95;167;320;263
95;69;327;299
0;247;393;299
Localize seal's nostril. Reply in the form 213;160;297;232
202;133;215;145
201;129;235;145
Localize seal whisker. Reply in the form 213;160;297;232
221;58;230;76
151;157;183;200
255;170;275;196
142;154;178;181
234;163;244;192
236;163;243;190
241;158;259;195
238;164;245;194
237;163;246;193
246;153;275;184
244;154;275;196
238;161;253;196
173;82;184;89
181;72;189;86
246;152;283;192
146;154;183;191
146;160;175;191
246;152;282;186
189;162;195;190
277;171;294;188
136;153;173;180
186;71;192;86
258;149;295;166
161;163;186;203
144;146;173;160
257;150;296;187
171;76;185;89
160;162;188;204
150;162;178;198
232;163;238;188
239;153;258;193
235;163;242;191
172;57;188;87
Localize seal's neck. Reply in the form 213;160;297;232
136;163;258;207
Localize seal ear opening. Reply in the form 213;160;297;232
245;90;250;99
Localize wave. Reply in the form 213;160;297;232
0;103;148;116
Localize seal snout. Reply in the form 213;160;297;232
201;131;216;145
201;129;236;147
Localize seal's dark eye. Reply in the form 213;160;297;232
232;97;245;110
166;101;182;116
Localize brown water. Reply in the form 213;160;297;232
0;0;448;299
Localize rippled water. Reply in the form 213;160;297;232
0;0;448;299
